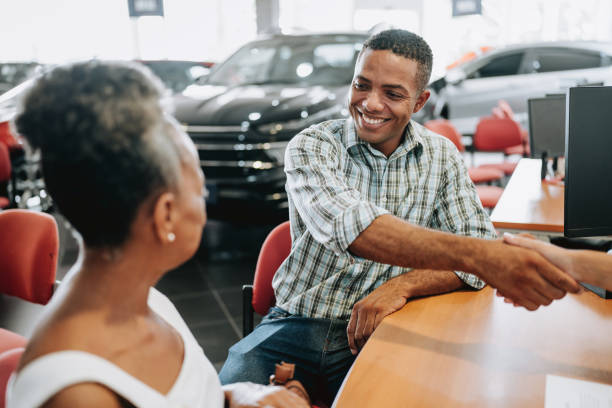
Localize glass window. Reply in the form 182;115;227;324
313;43;356;68
471;52;524;78
534;49;603;73
141;61;210;93
209;46;277;87
208;38;363;87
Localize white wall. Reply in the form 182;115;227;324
0;0;257;63
1;0;612;73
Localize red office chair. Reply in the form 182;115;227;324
241;222;325;408
0;122;22;154
473;116;523;176
0;348;24;408
0;210;59;408
424;119;504;184
242;221;291;336
0;143;11;209
474;185;504;209
0;210;59;304
493;100;530;157
424;119;504;209
0;330;26;356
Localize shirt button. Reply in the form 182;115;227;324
381;196;387;202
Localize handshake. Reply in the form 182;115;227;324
485;232;611;310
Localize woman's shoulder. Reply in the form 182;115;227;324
8;350;167;408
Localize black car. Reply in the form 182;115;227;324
173;33;367;223
137;60;214;93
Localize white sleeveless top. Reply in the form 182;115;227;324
6;288;224;408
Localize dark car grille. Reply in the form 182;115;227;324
186;126;288;185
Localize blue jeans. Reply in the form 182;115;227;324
219;307;355;406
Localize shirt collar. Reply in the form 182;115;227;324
344;118;423;158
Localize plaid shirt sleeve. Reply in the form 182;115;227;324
285;127;390;254
433;139;498;289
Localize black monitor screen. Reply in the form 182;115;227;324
528;95;566;158
564;86;612;237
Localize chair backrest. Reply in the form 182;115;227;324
0;122;22;152
0;143;10;183
424;119;465;152
252;221;291;316
0;210;59;305
0;348;25;408
491;106;505;119
0;330;26;356
497;99;515;120
473;116;523;152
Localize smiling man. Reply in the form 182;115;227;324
219;30;579;405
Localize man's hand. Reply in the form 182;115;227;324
223;382;310;408
347;270;464;355
476;239;580;311
347;276;409;355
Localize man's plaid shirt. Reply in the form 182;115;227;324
272;118;497;320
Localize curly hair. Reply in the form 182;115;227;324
363;29;433;92
14;60;181;248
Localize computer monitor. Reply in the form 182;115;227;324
528;95;566;158
564;86;612;237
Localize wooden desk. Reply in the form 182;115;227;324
333;287;611;407
491;158;564;233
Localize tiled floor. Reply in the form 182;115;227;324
0;150;518;371
155;252;265;371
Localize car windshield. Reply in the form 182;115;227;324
207;36;364;87
141;61;210;93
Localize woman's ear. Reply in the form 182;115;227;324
152;192;177;244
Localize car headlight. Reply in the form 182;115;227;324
257;104;348;135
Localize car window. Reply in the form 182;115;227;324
141;61;210;93
469;52;525;79
209;46;277;87
532;49;603;73
207;37;364;87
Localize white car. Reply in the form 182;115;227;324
427;41;612;135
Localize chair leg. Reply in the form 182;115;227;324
242;284;254;337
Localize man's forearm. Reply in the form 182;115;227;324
394;269;466;299
349;214;492;277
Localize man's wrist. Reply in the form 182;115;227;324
451;236;493;280
387;272;416;299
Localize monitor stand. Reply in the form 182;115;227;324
540;152;548;180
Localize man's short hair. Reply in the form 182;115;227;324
363;29;433;92
15;60;181;249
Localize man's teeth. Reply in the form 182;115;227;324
362;114;386;125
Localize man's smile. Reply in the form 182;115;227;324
356;108;391;127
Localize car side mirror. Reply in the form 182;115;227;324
194;73;210;85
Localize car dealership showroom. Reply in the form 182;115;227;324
1;0;611;406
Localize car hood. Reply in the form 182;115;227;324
172;83;347;126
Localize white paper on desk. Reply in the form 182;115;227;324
545;375;612;408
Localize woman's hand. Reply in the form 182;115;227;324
502;233;576;277
223;382;310;408
499;233;583;306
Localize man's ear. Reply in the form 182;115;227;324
152;192;177;244
412;89;431;113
